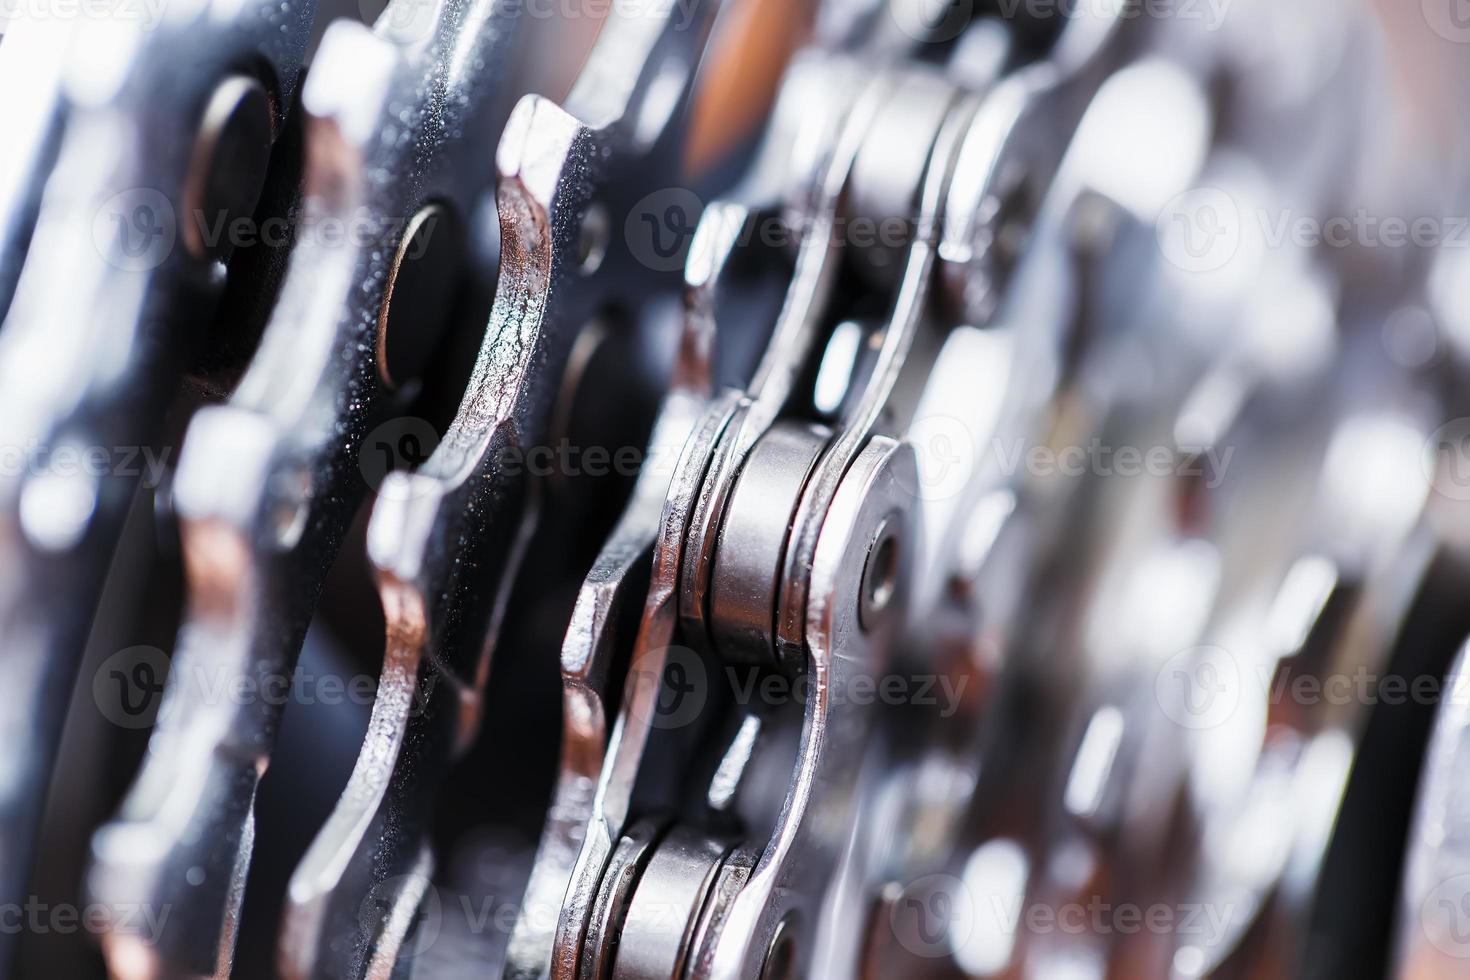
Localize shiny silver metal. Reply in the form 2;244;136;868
503;193;740;980
1399;642;1470;979
0;2;315;973
0;20;73;324
676;65;896;666
279;2;725;976
86;1;525;975
709;422;828;664
0;3;1455;978
611;827;732;979
700;435;918;978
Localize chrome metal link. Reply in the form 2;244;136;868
0;2;1461;978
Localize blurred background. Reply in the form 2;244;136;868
4;1;1470;977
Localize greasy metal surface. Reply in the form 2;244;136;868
1400;644;1470;978
87;0;522;974
705;436;917;978
279;1;725;976
610;827;730;979
0;4;1457;980
562;27;1082;973
504;190;727;980
542;120;828;976
677;67;895;662
0;22;77;325
709;422;827;664
0;2;316;973
770;78;971;672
